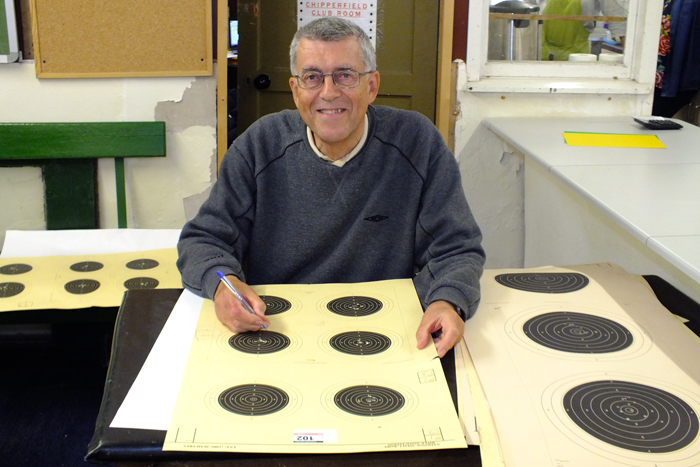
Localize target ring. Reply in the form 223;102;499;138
0;282;25;298
69;261;104;272
495;273;589;293
228;331;290;354
260;295;292;315
326;296;383;317
334;385;405;416
329;331;392;355
218;384;289;416
523;312;633;354
0;264;32;275
125;259;159;270
563;380;699;453
124;277;160;290
64;279;100;294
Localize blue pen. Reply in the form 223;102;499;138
216;271;268;330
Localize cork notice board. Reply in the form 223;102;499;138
29;0;212;78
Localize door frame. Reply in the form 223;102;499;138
215;0;456;169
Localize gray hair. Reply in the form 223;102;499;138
289;17;376;75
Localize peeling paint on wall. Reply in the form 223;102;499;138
154;76;217;131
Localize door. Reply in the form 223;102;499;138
236;0;440;135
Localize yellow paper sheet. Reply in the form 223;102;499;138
563;132;666;148
164;279;467;453
0;248;180;312
464;263;700;466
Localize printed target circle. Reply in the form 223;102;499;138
319;328;403;360
206;379;302;422
563;380;699;454
125;258;159;270
495;272;589;293
505;306;652;361
334;385;405;417
218;384;290;416
0;263;32;275
228;330;290;354
69;261;104;272
0;282;25;298
543;374;700;464
326;296;384;317
124;277;160;290
64;279;100;294
330;331;392;356
259;295;292;315
523;311;633;354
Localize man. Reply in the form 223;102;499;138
177;17;485;357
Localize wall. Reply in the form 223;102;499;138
0;58;653;268
0;61;217;249
453;60;648;270
524;160;700;303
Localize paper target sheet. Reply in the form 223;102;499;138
164;279;467;453
464;263;700;467
0;248;180;312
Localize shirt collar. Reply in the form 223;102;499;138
306;114;369;168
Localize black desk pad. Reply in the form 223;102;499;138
86;289;479;466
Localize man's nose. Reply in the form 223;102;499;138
319;75;341;100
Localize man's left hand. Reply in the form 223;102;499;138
416;300;464;358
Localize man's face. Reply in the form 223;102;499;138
289;37;380;159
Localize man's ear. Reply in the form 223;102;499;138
367;71;380;103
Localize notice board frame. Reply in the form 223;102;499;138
28;0;213;78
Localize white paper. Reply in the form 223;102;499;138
110;289;203;430
0;229;181;257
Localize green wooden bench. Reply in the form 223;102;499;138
0;122;166;229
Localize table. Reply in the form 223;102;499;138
85;288;481;466
483;117;700;304
84;284;700;466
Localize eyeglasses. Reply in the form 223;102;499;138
293;69;374;90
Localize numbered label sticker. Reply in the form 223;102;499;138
293;432;323;443
293;430;337;444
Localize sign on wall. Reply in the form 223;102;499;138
297;2;378;49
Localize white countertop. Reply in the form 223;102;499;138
484;117;700;168
484;117;700;285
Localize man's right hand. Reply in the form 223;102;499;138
213;275;269;332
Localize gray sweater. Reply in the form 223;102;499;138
177;105;485;318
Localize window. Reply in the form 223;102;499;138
465;0;662;92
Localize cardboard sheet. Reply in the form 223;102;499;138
464;264;700;466
0;248;180;312
163;279;467;453
563;132;666;148
454;339;480;445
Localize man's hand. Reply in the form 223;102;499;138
213;275;269;332
416;300;464;358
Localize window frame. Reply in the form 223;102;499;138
465;0;664;93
